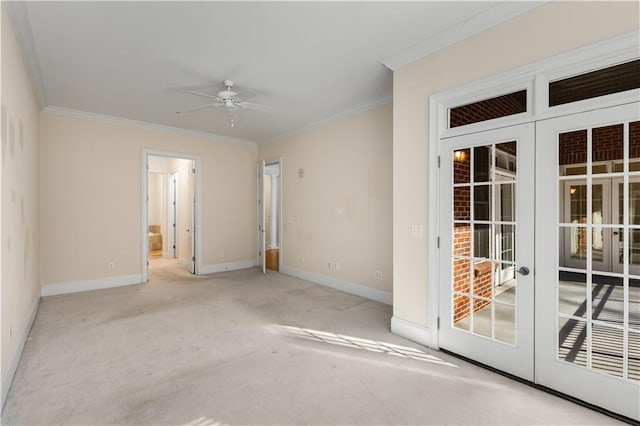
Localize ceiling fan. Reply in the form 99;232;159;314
177;80;275;127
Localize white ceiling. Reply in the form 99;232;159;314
8;1;540;144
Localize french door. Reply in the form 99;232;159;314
439;123;535;380
536;103;640;420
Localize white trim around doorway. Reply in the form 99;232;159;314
141;148;203;282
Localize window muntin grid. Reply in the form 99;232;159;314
451;141;518;345
557;121;640;383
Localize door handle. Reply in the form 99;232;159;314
516;266;530;276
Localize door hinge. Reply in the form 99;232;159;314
437;155;441;168
437;317;440;330
192;256;195;261
437;236;440;248
192;168;196;174
173;245;175;249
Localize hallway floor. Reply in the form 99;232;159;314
2;262;624;425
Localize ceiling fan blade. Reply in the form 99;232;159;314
184;90;221;101
176;103;221;114
233;88;258;101
239;101;276;114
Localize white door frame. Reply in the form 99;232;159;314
257;157;284;273
141;148;202;282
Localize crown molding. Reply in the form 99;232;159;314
4;1;48;108
260;95;392;146
43;106;257;147
382;1;544;71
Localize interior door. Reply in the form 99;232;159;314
536;103;640;421
189;160;196;274
439;123;535;380
258;160;266;274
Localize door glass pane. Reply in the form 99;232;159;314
629;331;640;383
629;121;640;163
474;146;492;182
558;317;587;367
473;261;493;298
630;279;640;331
473;298;492;338
592;124;623;174
568;184;587;223
591;324;624;378
631;230;640;267
559;130;587;176
453;257;471;292
630;183;640;225
474;185;491;220
558;271;587;318
591;275;623;327
453;294;471;331
495;263;516;304
592;226;604;264
473;224;491;259
561;226;587;261
495;303;516;344
495;141;516;177
496;184;515;222
453;148;471;184
496;224;515;262
454;187;470;221
591;185;604;224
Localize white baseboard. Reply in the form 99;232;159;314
281;265;392;305
199;259;257;275
391;316;435;349
41;274;142;297
2;296;40;410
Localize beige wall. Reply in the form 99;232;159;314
393;1;640;326
259;103;393;293
39;112;257;285
1;7;41;404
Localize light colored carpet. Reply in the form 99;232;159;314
2;261;623;425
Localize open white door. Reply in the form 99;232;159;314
189;160;196;274
258;160;266;273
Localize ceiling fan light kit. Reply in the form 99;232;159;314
177;79;276;127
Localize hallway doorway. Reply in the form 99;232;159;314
142;150;201;281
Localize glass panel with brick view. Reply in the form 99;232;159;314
549;59;640;107
556;120;640;382
451;141;517;344
449;90;527;128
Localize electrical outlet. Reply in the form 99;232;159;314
219;251;225;258
375;271;383;280
411;225;424;238
108;261;115;270
328;261;332;270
